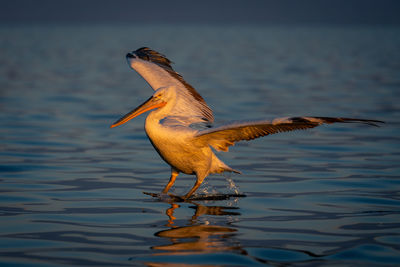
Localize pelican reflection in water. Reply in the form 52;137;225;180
153;202;240;254
111;47;383;200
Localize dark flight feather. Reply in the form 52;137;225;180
196;116;384;151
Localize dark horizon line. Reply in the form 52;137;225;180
2;0;400;26
1;20;400;27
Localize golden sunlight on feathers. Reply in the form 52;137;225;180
111;47;383;200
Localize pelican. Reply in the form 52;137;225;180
111;47;383;200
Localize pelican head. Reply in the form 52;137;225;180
110;87;175;128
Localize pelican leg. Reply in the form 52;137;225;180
183;181;202;199
183;172;208;199
162;169;179;193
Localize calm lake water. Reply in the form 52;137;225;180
1;24;400;266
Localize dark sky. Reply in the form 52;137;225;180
1;0;400;25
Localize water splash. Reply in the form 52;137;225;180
223;173;241;195
198;179;218;195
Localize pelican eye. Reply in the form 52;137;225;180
154;93;163;99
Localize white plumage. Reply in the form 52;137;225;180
111;47;383;199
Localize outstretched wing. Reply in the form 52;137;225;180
195;117;383;152
126;47;213;123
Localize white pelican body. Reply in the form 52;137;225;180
111;47;382;199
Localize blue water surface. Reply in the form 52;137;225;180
1;24;400;266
